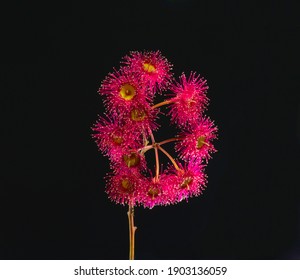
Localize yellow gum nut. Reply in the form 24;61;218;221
111;134;123;145
148;187;159;198
121;179;133;192
196;136;206;149
119;83;136;100
143;63;156;73
130;108;147;121
123;152;140;167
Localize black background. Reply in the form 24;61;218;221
1;0;299;259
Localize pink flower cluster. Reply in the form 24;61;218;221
92;51;217;208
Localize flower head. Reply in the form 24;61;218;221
91;116;141;161
110;148;147;173
166;162;207;202
105;170;145;206
139;174;177;208
122;50;173;93
99;68;151;117
168;72;209;127
126;102;160;135
93;50;218;208
175;117;217;162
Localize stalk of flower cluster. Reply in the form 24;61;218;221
159;137;183;146
158;145;181;171
151;99;174;109
127;205;137;260
149;130;160;181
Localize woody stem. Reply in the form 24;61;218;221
127;205;137;260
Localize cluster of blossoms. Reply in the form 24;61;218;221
92;51;217;208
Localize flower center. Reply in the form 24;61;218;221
123;152;140;167
119;83;136;100
130;108;147;121
196;136;206;149
180;177;193;189
187;98;196;107
148;187;159;198
111;132;123;145
121;178;134;192
143;62;156;73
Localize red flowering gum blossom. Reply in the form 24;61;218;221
122;50;173;94
99;68;152;117
139;174;178;208
168;72;209;127
166;162;207;202
105;170;145;206
91;116;141;161
175;117;218;162
127;102;160;134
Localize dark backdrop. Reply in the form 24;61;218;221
1;0;299;259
